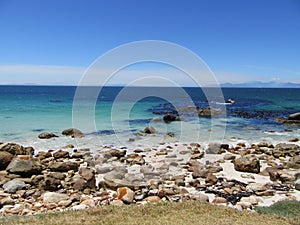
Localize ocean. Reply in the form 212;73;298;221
1;85;300;152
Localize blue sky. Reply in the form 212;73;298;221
0;0;299;85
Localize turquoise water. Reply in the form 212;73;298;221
1;86;300;150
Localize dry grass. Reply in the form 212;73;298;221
0;201;297;225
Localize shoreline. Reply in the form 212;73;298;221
1;132;300;217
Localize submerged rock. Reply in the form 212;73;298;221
38;132;58;139
62;128;84;138
288;112;300;120
144;126;156;134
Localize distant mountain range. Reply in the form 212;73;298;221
220;81;300;88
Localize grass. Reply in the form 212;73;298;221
0;201;298;225
255;200;300;218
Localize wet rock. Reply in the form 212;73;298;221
38;132;58;139
288;112;300;120
0;143;34;155
163;114;180;123
0;151;13;170
53;150;70;159
6;156;42;177
49;161;79;172
117;187;134;204
233;155;260;173
289;138;299;142
197;107;222;117
62;144;74;149
144;126;156;134
3;179;26;193
62;128;84;138
43;192;69;203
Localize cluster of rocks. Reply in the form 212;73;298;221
0;137;300;217
38;128;84;139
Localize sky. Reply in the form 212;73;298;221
0;0;299;86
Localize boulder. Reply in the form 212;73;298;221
233;155;260;173
144;126;156;134
6;156;43;177
43;192;69;203
39;176;61;191
38;132;58;139
0;142;34;155
117;187;135;204
106;149;126;158
287;155;300;169
62;128;84;138
206;143;222;154
288;112;300;120
53;150;70;159
0;151;13;170
49;161;79;172
3;179;26;193
246;183;267;193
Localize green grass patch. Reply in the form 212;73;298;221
255;200;300;218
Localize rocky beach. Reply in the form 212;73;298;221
1;122;300;218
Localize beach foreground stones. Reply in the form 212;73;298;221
0;140;300;217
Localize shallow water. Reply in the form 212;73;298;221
0;86;300;151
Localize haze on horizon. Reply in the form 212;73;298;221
0;0;299;86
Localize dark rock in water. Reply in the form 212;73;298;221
62;128;84;138
53;150;70;159
49;161;79;172
38;132;58;139
3;179;26;194
144;126;156;134
0;142;34;156
289;137;299;142
0;151;14;170
6;156;43;177
163;114;181;123
233;155;260;173
288;112;300;120
197;107;222;117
